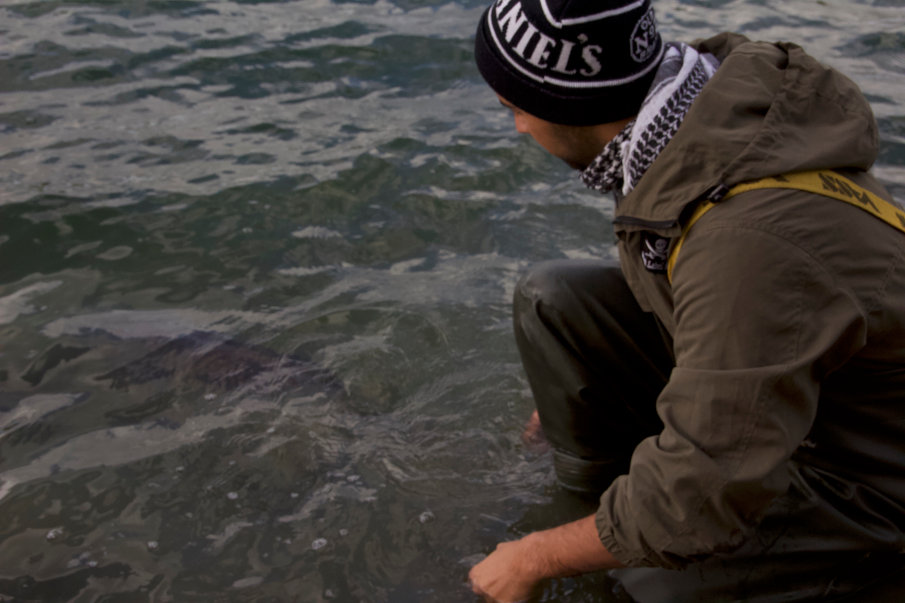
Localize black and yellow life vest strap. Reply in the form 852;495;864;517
666;170;905;283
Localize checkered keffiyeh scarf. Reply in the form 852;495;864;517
581;42;720;197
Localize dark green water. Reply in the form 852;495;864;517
0;0;903;601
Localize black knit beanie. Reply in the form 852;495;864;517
474;0;664;125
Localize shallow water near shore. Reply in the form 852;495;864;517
1;0;903;601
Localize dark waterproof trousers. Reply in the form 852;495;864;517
513;258;672;492
512;259;905;603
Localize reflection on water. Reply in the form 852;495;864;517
0;0;903;600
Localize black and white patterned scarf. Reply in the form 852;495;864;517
581;42;720;197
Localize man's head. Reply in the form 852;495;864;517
474;0;664;127
498;94;633;169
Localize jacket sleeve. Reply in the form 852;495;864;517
595;222;867;568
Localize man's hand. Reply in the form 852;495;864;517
468;515;624;602
469;538;544;602
521;409;547;448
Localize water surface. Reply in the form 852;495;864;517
1;0;903;600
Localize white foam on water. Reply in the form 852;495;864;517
0;398;280;502
0;393;83;435
290;226;343;239
0;281;62;325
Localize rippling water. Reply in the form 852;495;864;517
1;0;903;600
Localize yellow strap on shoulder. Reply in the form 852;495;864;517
666;170;905;283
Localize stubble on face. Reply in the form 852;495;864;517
497;96;631;171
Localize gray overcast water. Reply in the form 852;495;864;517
1;0;903;600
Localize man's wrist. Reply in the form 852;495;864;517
517;531;560;581
518;514;623;581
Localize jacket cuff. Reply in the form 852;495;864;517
595;484;657;568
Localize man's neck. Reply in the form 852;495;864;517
574;116;636;170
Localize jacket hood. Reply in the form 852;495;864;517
616;32;880;228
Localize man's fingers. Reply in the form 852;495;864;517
468;567;486;597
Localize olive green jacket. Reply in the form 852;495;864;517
596;33;905;569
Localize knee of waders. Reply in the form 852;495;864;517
514;259;623;313
515;261;566;304
514;262;561;337
553;449;625;495
513;260;584;326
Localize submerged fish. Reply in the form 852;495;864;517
0;331;344;501
96;330;339;397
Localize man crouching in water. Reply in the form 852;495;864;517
468;0;905;601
